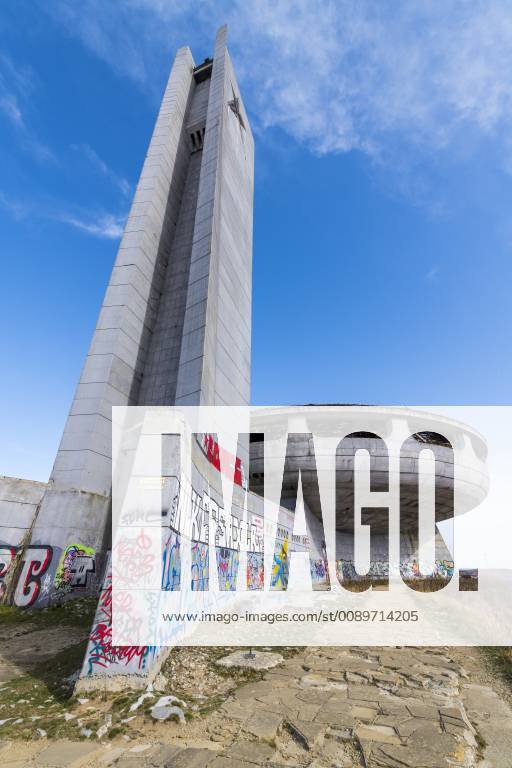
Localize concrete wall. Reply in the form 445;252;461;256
0;476;46;547
0;477;47;603
175;26;254;406
76;26;255;690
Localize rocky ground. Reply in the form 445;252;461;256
1;605;512;767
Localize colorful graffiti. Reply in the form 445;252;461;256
112;530;155;588
14;545;53;607
247;551;264;590
166;539;265;592
216;547;239;590
269;541;330;590
200;433;247;489
335;558;454;582
336;559;390;582
271;538;289;589
310;558;329;585
85;570;157;676
401;558;454;580
434;559;455;579
0;544;53;607
54;543;95;596
162;530;181;591
191;541;209;590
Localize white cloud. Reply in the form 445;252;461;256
54;211;126;239
41;0;512;167
0;189;125;240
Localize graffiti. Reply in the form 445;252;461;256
54;543;96;595
85;572;157;676
434;559;454;579
14;546;53;607
162;530;181;591
247;551;264;590
190;488;210;544
216;547;239;591
200;433;247;489
336;559;454;582
0;546;16;599
0;543;101;606
269;539;330;590
41;571;52;596
400;560;420;579
165;480;182;532
370;560;389;578
310;539;330;587
191;541;209;590
336;559;389;583
337;559;356;582
164;479;264;576
113;529;155;587
271;539;289;590
310;558;328;584
401;558;454;580
189;542;244;591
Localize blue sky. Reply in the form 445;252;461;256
2;1;512;482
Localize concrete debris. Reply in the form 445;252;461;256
97;715;112;740
150;701;186;723
128;692;154;712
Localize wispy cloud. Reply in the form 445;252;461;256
71;143;131;197
0;190;29;220
426;266;439;282
0;93;24;127
0;54;55;163
0;188;125;240
55;211;126;239
43;1;512;169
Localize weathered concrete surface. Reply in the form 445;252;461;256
2;645;512;767
0;477;46;548
216;650;284;671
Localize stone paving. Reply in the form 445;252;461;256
2;646;512;767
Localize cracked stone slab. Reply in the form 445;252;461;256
245;711;283;740
146;744;183;766
169;748;219;768
222;741;275;764
355;724;401;745
284;718;325;750
208;759;257;768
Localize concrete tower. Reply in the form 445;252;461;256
0;26;254;608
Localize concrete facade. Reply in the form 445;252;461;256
0;26;254;610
